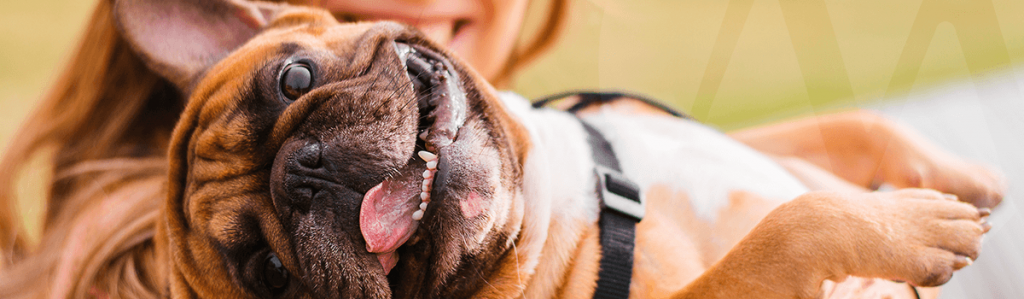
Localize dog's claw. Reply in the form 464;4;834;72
954;255;974;270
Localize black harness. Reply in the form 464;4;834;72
532;91;681;298
533;91;689;119
579;121;643;299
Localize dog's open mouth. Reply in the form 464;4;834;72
358;42;467;274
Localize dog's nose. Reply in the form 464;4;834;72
295;142;322;169
275;141;326;213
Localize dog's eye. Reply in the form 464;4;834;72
280;63;313;101
262;252;289;291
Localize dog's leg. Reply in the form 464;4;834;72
768;157;948;299
770;155;867;193
670;189;990;299
729;110;1004;208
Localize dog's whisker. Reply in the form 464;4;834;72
476;267;500;292
511;241;524;295
361;66;403;120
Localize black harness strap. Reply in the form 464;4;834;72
531;90;691;119
581;121;644;299
533;91;651;299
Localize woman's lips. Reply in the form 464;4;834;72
318;0;479;47
404;19;459;46
367;17;471;48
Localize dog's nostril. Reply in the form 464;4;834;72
296;142;322;169
293;186;315;207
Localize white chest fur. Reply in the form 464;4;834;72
500;92;808;222
583;113;809;221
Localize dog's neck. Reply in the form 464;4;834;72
474;92;603;297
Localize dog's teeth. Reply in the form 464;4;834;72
411;210;424;221
418;151;437;161
420;202;428;210
426;161;437;169
420;192;429;200
422;170;432;179
419;131;429;141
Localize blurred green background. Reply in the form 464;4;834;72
513;0;1024;129
4;0;1024;147
2;0;1023;241
1;0;93;157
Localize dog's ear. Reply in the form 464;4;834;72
112;0;282;91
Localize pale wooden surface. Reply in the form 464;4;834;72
875;69;1024;299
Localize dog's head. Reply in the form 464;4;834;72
115;0;530;297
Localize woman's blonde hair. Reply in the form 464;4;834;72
496;0;569;87
0;0;567;297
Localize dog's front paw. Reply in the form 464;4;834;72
838;189;991;287
897;158;1005;209
879;128;1005;209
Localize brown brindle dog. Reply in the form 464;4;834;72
112;0;1003;298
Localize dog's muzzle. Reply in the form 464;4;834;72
271;39;469;275
359;42;469;273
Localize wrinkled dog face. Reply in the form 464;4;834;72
162;9;527;298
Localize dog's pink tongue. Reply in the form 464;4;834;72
376;252;399;275
360;179;420;274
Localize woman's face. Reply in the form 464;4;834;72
308;0;531;81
